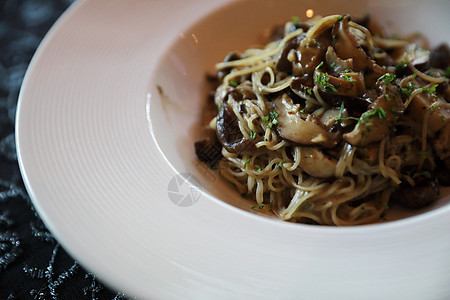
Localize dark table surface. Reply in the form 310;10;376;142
0;0;129;298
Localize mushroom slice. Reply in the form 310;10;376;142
344;84;405;146
332;15;389;86
216;102;256;153
274;94;340;148
315;69;366;98
298;147;337;178
325;46;354;73
291;15;337;78
399;44;430;71
408;93;450;134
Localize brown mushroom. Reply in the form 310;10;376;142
298;147;337;178
216;102;256;153
391;176;440;209
274;94;340;148
291;15;337;81
400;44;430;72
331;15;390;86
314;69;366;98
344;84;405;146
325;46;354;73
407;92;450;135
276;33;305;73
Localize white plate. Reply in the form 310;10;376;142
16;0;450;299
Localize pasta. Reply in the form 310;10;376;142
195;14;450;226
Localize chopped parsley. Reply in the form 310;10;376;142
422;84;438;95
269;111;279;124
400;82;417;97
395;61;408;72
377;73;396;84
316;61;324;70
251;204;265;210
342;74;356;82
413;171;431;179
334;101;359;123
445;66;450;78
428;104;440;113
275;161;283;169
243;158;250;169
229;80;239;87
307;88;312;95
249;130;256;139
264;111;279;128
336;15;343;21
255;165;262;172
316;71;338;93
292;16;300;26
364;107;388;122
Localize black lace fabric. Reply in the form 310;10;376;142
0;1;128;298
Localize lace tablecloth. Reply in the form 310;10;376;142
0;0;127;298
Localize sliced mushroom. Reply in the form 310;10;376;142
319;107;346;127
274;94;340;148
391;176;440;209
291;16;337;80
430;43;450;69
216;102;256;153
344;84;405;146
400;44;430;71
276;33;305;73
315;69;366;98
408;93;450;134
332;15;390;86
194;134;223;165
298;147;337;178
325;46;354;73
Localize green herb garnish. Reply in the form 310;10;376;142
251;204;265;210
316;72;338;93
400;82;416;97
422;84;438;95
377;73;396;84
343;74;356;82
395;61;408;72
229;80;239;87
334;101;359;123
364;107;388;121
292;16;300;26
444;66;450;78
250;130;256;139
316;61;324;70
413;171;431;179
243;159;250;169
